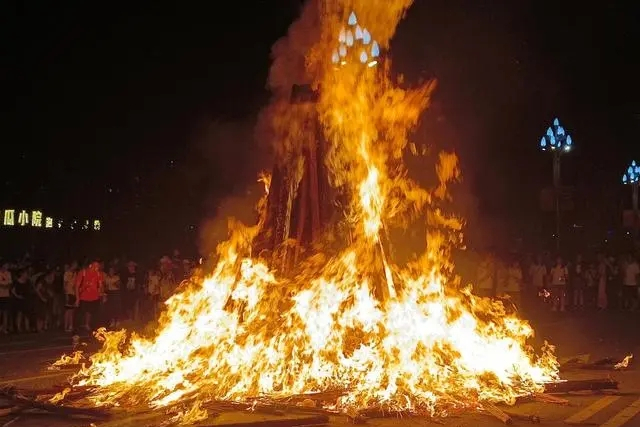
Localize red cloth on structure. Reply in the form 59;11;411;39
75;268;102;301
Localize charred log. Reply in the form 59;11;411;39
543;378;618;394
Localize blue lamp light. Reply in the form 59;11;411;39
540;118;572;152
623;160;640;184
331;11;380;67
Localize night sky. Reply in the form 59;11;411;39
1;1;638;255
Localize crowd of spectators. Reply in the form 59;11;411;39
0;250;200;334
474;250;640;312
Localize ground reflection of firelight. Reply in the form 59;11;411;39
53;1;558;424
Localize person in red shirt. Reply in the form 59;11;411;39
75;261;104;331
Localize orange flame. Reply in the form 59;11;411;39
54;0;558;421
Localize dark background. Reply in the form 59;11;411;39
0;0;638;259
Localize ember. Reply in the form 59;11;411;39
52;0;559;423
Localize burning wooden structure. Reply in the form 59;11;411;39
256;83;336;270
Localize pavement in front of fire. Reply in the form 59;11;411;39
0;309;638;427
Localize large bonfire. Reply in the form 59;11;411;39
55;0;558;422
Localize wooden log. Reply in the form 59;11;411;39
482;403;513;424
307;138;321;242
532;393;569;405
200;414;329;427
0;388;110;419
502;410;541;424
293;166;308;264
543;378;618;394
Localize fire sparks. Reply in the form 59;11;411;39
54;0;558;421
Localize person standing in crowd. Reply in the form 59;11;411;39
145;267;161;320
33;275;49;332
549;256;568;312
104;266;122;327
43;269;58;330
63;262;79;332
584;262;598;308
0;263;12;333
75;261;103;331
622;254;640;311
505;258;523;308
122;261;142;322
529;255;547;304
159;256;176;302
475;253;496;298
571;254;586;309
11;270;31;333
596;254;608;310
606;256;620;310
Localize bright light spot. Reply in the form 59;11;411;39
360;51;368;63
339;28;346;43
346;30;354;46
17;210;28;226
332;51;339;64
31;210;43;227
339;44;347;57
367;60;378;67
553;118;559;126
348;11;357;25
355;25;363;39
362;28;371;44
371;41;380;57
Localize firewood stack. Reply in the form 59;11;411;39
257;84;335;271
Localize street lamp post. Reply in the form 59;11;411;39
622;160;640;215
540;117;573;251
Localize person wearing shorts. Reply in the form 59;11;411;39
63;262;78;332
74;261;103;332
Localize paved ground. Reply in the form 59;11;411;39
0;308;638;426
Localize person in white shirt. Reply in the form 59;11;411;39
0;263;12;333
104;267;121;327
549;256;568;312
622;254;640;311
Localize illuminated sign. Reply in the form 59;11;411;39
0;209;100;231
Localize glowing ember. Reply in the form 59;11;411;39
54;0;558;421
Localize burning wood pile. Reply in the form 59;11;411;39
0;361;631;426
18;0;631;426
